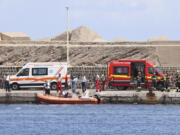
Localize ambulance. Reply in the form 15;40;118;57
9;62;70;90
107;59;164;90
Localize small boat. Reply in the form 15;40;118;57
37;94;102;104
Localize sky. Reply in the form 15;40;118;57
0;0;180;41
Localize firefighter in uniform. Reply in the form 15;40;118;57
101;74;106;91
164;72;170;92
151;73;158;90
136;71;142;91
176;73;180;92
159;77;166;92
96;74;100;92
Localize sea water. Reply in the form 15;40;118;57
0;104;180;135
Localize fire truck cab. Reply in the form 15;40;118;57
107;59;163;90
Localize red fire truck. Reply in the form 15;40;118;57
107;59;164;90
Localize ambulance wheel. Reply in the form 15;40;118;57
51;82;57;90
11;83;19;90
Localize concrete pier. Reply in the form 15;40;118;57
0;90;43;104
1;89;180;104
99;90;180;104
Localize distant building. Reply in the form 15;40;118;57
0;32;31;41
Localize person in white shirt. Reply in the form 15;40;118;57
4;75;10;92
72;75;78;93
81;75;87;93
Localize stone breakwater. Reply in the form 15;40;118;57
0;40;180;67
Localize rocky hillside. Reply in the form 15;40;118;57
0;45;159;66
0;46;66;66
70;46;159;66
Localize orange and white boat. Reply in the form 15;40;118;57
37;94;102;104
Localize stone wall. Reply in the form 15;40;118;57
0;67;21;88
0;41;180;67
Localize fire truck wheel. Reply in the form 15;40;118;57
11;83;19;90
117;86;127;90
51;82;57;90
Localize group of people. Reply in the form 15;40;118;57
135;71;180;92
44;73;106;96
4;70;180;94
94;74;106;92
70;73;106;94
156;71;180;92
44;73;68;96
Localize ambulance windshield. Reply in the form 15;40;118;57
17;68;29;76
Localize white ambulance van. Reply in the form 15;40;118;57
9;62;69;90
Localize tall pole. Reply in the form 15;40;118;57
66;6;70;65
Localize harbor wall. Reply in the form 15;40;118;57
1;90;180;104
0;92;38;104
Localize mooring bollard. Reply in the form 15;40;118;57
147;87;155;97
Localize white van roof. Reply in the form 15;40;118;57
23;62;68;68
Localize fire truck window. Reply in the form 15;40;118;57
17;68;29;76
32;68;48;76
148;67;159;75
114;67;129;75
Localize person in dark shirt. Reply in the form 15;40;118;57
164;72;170;92
175;73;180;92
151;73;158;90
136;71;142;91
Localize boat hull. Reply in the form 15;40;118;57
37;94;100;104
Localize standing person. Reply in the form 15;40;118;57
136;71;142;91
44;80;51;95
72;75;78;93
176;73;180;92
169;73;174;87
81;75;87;93
151;73;158;90
101;74;106;91
159;77;166;92
165;72;170;92
56;73;62;95
71;74;74;93
4;74;10;92
65;74;68;90
96;74;100;92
